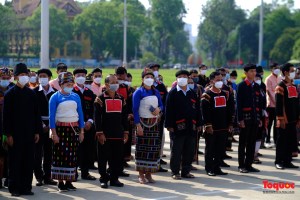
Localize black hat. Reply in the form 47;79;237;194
217;67;226;72
189;69;198;74
141;68;154;78
92;68;102;74
14;63;28;76
256;66;263;73
175;70;190;77
199;64;207;69
255;74;262;79
73;68;87;75
115;66;127;75
85;73;93;83
230;70;237;77
56;63;68;71
243;63;256;72
37;68;52;77
147;62;160;69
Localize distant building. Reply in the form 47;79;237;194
184;23;197;52
7;0;91;59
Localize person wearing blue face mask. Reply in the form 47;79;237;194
0;67;15;189
49;72;84;192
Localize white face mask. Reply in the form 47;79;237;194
255;80;262;85
153;71;159;78
18;76;29;86
200;70;207;75
93;77;102;84
75;76;86;85
85;84;92;90
39;78;49;86
29;76;37;83
273;69;280;75
231;79;236;83
177;78;188;87
214;81;223;89
143;78;154;87
118;80;126;85
289;72;296;80
10;77;14;83
127;81;132;86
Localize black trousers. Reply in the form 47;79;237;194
79;127;95;177
275;123;296;165
98;139;123;182
266;107;277;143
205;131;227;172
226;131;233;149
8;141;34;193
170;133;195;175
238;123;257;168
34;132;53;181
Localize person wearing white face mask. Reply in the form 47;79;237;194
265;63;281;147
49;63;68;91
72;68;97;181
90;68;103;97
49;72;84;192
29;71;38;89
33;68;57;187
94;74;129;189
165;70;202;180
133;69;163;184
197;64;209;87
115;66;134;176
275;63;299;170
147;63;169;172
237;63;263;174
201;71;234;176
3;63;41;196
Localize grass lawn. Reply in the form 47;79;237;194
29;67;272;88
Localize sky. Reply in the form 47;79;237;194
1;0;300;36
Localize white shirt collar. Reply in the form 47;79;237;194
176;84;190;95
39;84;55;95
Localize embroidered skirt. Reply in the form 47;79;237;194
51;122;79;181
135;117;161;173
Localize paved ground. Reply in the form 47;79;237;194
0;133;299;200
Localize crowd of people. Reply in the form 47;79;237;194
0;62;299;197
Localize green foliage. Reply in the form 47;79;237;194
26;5;73;57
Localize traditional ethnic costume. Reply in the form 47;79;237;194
133;86;163;173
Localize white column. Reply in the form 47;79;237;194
40;0;50;69
258;0;264;65
123;0;127;67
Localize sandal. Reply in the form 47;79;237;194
181;173;195;178
145;174;156;183
171;174;181;180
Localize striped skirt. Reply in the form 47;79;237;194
135;117;161;173
51;122;79;181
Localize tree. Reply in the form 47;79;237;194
67;41;82;57
26;5;73;59
264;6;295;59
292;39;300;60
73;0;147;61
270;28;300;63
197;0;245;66
149;0;188;62
0;4;17;56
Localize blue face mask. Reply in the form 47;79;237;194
294;79;300;85
188;84;195;90
63;87;73;94
0;80;10;88
192;77;199;83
